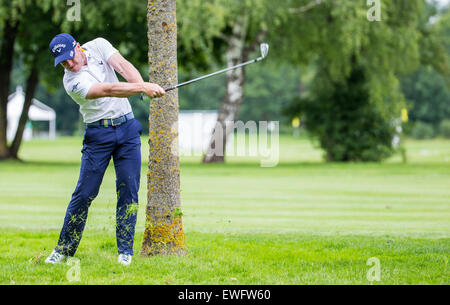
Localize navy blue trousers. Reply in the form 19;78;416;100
55;118;142;256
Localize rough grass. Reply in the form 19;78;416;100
0;135;449;284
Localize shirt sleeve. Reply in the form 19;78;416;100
93;37;119;62
64;72;97;102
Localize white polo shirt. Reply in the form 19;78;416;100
63;37;132;123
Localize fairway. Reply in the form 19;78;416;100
0;135;449;284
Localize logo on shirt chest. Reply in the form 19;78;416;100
72;82;80;91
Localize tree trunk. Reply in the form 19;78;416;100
142;0;186;256
203;15;248;164
0;18;19;160
9;64;39;159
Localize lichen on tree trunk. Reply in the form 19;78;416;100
141;0;186;256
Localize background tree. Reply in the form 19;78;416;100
401;4;450;138
2;0;448;162
0;0;68;160
0;0;152;159
4;0;227;139
402;67;450;134
283;0;446;161
0;1;20;159
8;1;59;158
177;0;277;163
142;0;186;256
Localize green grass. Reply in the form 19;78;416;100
0;135;449;284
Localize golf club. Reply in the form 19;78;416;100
140;43;269;100
165;43;269;92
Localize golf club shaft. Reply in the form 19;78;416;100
164;57;263;92
139;58;256;100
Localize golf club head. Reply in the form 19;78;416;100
260;43;269;59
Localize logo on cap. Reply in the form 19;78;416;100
52;44;66;54
49;33;77;67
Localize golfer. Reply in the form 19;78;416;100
45;33;165;266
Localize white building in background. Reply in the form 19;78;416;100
178;110;217;155
7;86;56;141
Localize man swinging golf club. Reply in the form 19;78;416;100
45;33;165;266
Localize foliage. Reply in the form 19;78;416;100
401;66;450;130
177;69;224;111
288;63;395;162
237;62;300;124
282;0;445;162
1;0;449;154
400;6;450;136
410;121;436;139
1;0;151;139
177;0;276;68
417;3;450;82
439;119;450;138
178;61;300;124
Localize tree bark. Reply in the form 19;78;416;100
9;63;39;159
142;0;186;256
0;18;19;160
203;15;249;164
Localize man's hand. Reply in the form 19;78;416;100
142;83;165;98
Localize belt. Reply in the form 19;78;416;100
87;112;134;127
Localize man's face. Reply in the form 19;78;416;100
60;43;84;72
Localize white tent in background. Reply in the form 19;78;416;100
7;86;56;141
178;110;218;155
